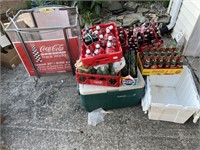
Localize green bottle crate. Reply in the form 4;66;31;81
79;69;145;112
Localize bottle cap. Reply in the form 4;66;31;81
106;29;110;33
108;36;113;41
109;25;113;30
86;49;91;54
119;26;123;30
96;25;100;30
95;44;100;49
99;34;103;39
107;42;112;47
94;30;98;35
89;29;93;33
94;49;99;55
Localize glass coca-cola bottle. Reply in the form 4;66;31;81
150;31;155;43
155;47;160;56
91;31;99;42
166;47;172;56
160;47;165;57
93;30;99;36
156;31;161;40
148;48;155;58
170;56;177;68
108;25;114;32
93;49;99;56
83;34;93;46
119;34;125;46
150;56;158;69
143;56;150;68
105;42;115;54
95;44;104;54
176;56;183;68
85;49;93;57
141;48;149;59
104;29;114;42
144;34;149;44
99;34;106;48
134;46;138;53
157;56;164;68
138;36;143;46
96;25;105;35
164;56;171;68
108;36;117;47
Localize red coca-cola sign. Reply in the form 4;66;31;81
13;38;79;76
40;44;64;53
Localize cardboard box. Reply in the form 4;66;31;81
1;48;21;68
137;53;183;75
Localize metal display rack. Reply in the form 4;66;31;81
5;6;81;78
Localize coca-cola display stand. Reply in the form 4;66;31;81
5;6;81;78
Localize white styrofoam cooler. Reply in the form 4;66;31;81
142;66;200;124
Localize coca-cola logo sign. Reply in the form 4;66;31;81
40;44;64;53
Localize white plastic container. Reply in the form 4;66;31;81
142;66;200;124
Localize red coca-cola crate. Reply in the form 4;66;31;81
76;70;121;87
139;40;164;52
132;24;163;52
81;22;123;66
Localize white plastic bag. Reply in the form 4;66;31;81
141;77;151;114
88;108;111;126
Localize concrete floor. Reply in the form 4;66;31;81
1;58;200;150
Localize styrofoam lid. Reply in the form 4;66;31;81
79;68;145;95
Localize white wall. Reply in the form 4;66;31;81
184;15;200;56
170;0;200;56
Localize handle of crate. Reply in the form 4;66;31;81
93;56;110;65
88;79;107;86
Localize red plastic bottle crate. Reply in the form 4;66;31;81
81;22;123;66
76;70;121;87
138;40;164;52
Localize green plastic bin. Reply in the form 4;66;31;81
79;69;145;112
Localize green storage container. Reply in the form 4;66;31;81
79;69;145;112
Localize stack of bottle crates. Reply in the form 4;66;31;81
76;22;124;87
130;21;184;75
75;22;145;112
